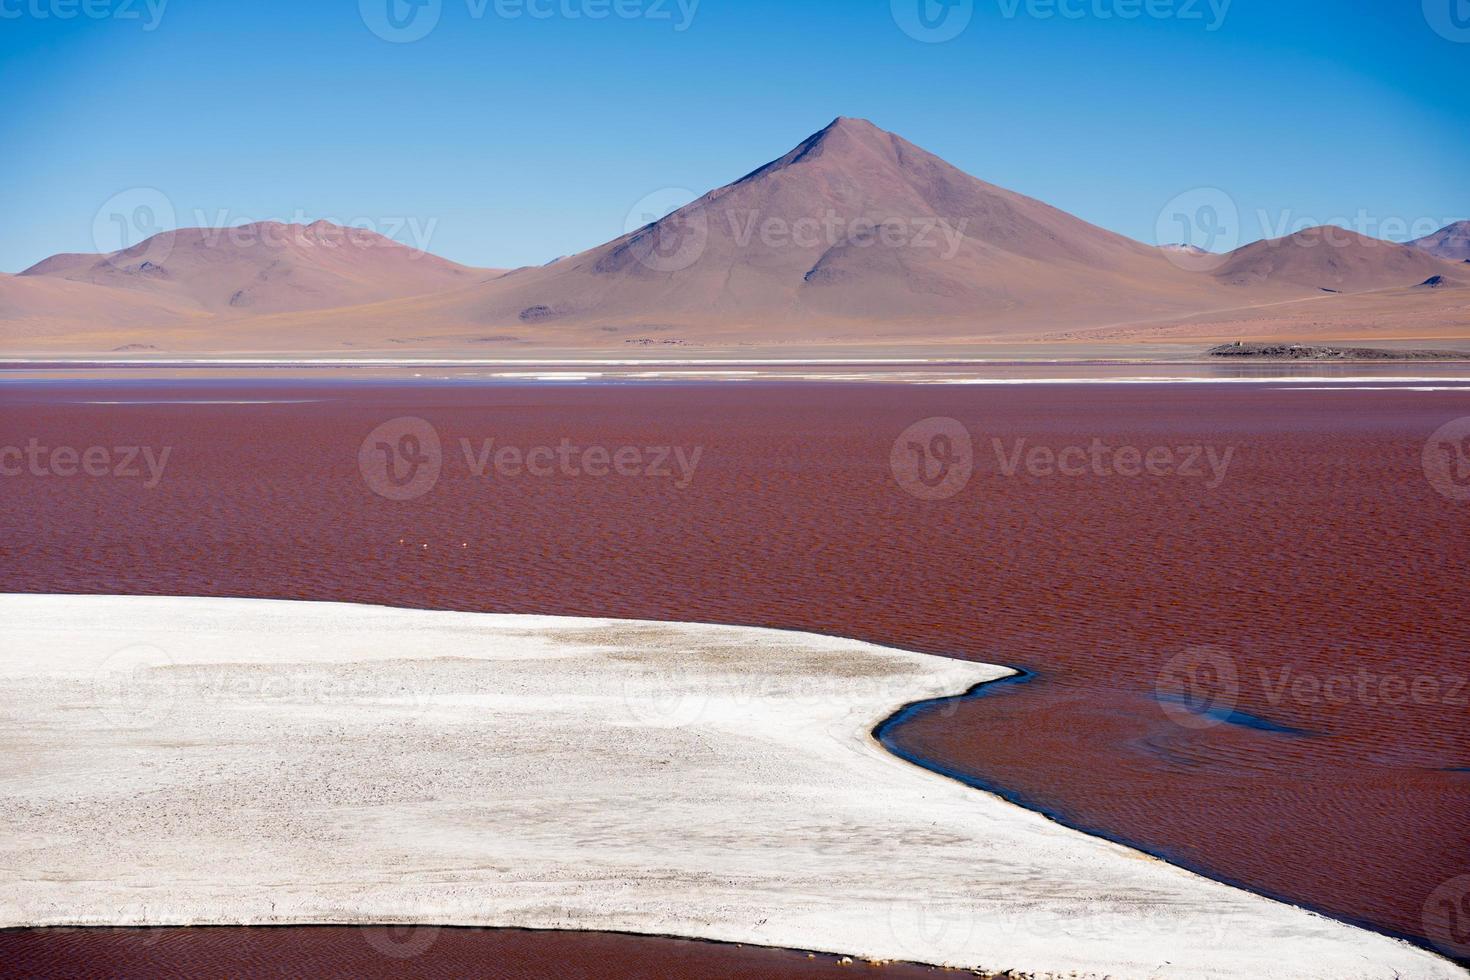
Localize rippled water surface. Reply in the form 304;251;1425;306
2;378;1467;966
0;927;944;978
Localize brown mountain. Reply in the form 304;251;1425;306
0;272;208;350
1408;220;1470;262
1208;226;1459;294
312;116;1247;346
4;120;1467;353
20;220;491;317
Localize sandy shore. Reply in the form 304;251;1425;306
0;594;1461;979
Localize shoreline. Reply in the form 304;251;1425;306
0;925;956;978
876;672;1470;970
6;360;1470;386
1;594;1462;978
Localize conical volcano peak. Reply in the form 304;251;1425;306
817;116;888;140
736;116;918;184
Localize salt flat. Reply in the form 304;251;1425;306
0;594;1461;979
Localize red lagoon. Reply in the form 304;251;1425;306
1;379;1467;967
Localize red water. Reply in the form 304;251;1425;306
0;927;944;978
1;379;1467;967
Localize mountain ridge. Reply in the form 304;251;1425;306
4;118;1467;352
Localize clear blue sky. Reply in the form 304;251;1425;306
2;0;1467;271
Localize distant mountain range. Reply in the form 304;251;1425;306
1409;220;1470;262
3;118;1466;354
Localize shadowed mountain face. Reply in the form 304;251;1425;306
1209;226;1460;293
20;221;490;317
4;120;1468;352
434;117;1241;338
1409;220;1470;262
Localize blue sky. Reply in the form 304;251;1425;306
2;0;1467;271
